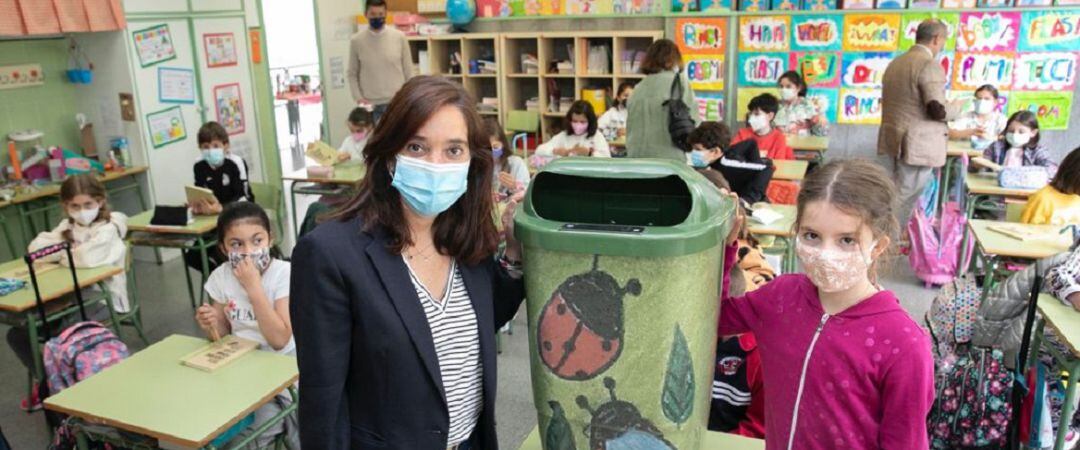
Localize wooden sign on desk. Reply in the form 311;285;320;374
180;335;259;372
1;262;61;280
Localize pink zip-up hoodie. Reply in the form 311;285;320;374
720;245;934;449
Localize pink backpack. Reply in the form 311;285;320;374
43;321;128;395
908;169;975;287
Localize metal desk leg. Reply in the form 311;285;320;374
27;314;44;384
99;282;121;337
1055;360;1080;450
197;236;210;306
1029;320;1046;372
290;182;300;240
181;248;197;309
0;215;16;259
940;157;953;213
75;428;91;450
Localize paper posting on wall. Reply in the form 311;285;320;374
540;0;563;15
941;0;975;7
203;33;238;68
699;0;732;10
736;87;780;120
772;0;800;10
158;67;196;104
146;106;186;148
908;0;940;8
947;89;1011;115
876;0;907;9
675;18;727;54
739;0;769;11
696;92;726;121
899;12;959;51
738;52;789;87
1015;0;1052;4
841;0;874;9
478;0;512;17
672;0;700;11
842;14;901;52
132;23;177;68
791;52;841;87
806;88;839;122
953;52;1016;90
1018;11;1080;52
841;52;893;89
329;56;346;89
1007;91;1072;130
739;16;791;52
213;83;245;135
938;51;955;90
976;0;1011;7
801;0;837;9
837;88;883;124
684;55;726;90
1013;52;1078;91
791;15;843;51
957;12;1020;52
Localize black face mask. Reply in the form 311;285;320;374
369;17;386;30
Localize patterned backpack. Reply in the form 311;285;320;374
927;274;983;350
43;321;128;395
928;347;1013;449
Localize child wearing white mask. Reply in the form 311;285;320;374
8;174;128;411
535;100;611;161
339;106;373;162
774;71;829;137
948;84;1007;150
732;93;793;160
980;110;1057;177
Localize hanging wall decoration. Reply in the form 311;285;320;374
806;88;840;122
1018;11;1080;52
158;67;196;104
837;88;883;124
899;12;959;51
956;12;1020;52
146;106;186;148
1007;91;1072;130
952;51;1016;90
696;92;726;121
676;18;728;91
791;14;843;52
203;32;239;68
841;52;893;89
842;14;901;52
738;52;789;87
791;52;841;87
1012;52;1077;91
132;23;176;68
739;16;791;52
213;83;245;135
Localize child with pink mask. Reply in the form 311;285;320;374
719;159;934;449
535;100;611;159
338;106;373;162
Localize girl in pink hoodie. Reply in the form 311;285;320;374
720;159;934;449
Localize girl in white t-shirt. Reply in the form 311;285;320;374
948;84;1007;151
338;106;373;162
196;202;297;448
535;100;611;161
597;82;634;141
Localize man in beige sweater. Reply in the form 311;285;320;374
347;0;414;123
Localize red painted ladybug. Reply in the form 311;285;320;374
575;377;675;450
537;255;641;381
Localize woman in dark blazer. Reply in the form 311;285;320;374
290;76;526;450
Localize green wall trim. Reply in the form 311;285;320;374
313;0;332;145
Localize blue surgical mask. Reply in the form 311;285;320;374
369;17;386;30
204;148;225;167
492;146;504;159
391;155;471;217
690;150;710;169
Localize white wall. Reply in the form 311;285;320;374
314;0;361;146
263;0;319;69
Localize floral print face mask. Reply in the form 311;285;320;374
795;238;877;293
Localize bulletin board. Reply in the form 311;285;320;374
677;16;728;117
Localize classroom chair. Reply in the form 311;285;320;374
505;110;540;159
1005;200;1025;223
251;182;286;244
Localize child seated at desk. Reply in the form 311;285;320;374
1022;146;1080;226
191;121;254;216
535;100;611;161
775;71;829;137
486;118;529;201
6;174;128;411
732;93;793;161
195;202;297;448
948;84;1006;151
598;82;633;141
338;106;373;163
979;111;1057;177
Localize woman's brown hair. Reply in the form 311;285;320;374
328;76;497;265
795;159;899;283
640;39;683;75
484;118;511;173
1050;146;1080;196
60;174;111;240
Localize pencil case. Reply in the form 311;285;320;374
306;165;334;178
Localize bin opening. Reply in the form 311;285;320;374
531;172;692;227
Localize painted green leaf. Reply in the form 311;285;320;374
544;400;577;450
661;324;695;426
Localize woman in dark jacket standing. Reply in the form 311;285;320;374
290;76;525;450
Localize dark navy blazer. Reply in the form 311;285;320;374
290;217;525;449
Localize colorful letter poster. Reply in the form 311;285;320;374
842;14;901;52
736;87;779;119
685;55;726;90
801;0;837;9
838;88;883;124
841;52;893;89
696;92;726;121
791;15;843;51
675;17;727;54
131;23;176;67
948;89;1010;114
1018;11;1080;52
898;12;959;51
738;52;789;87
956;12;1020;52
739;16;791;52
938;51;955;89
1007;91;1072;130
792;52;841;87
1013;52;1077;91
806;88;839;122
203;33;238;68
146;106;186;148
953;52;1015;90
213;83;245;135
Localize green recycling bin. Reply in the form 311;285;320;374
514;158;735;450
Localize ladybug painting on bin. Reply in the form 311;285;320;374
538;255;642;381
575;377;676;450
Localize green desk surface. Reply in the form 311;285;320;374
965;172;1037;198
773;159;808;181
969;220;1072;260
44;335;299;449
517;426;765;449
282;162;366;185
9;166;149;205
947;141;985;158
786;135;828;152
0;259;121;313
1038;293;1080;359
747;204;796;237
127;210;219;235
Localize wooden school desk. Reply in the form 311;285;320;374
786;134;828;163
964;172;1037;219
282;161;365;238
773;159;808;181
11;166;150;243
126;211;219;308
747;204;797;274
0;258;121;387
518;426;765;449
1023;294;1080;450
44;334;299;450
966;219;1073;281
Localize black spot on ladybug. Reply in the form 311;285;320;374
575;377;675;450
575;370;587;378
557;304;567;315
602;340;612;351
543;341;552;352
